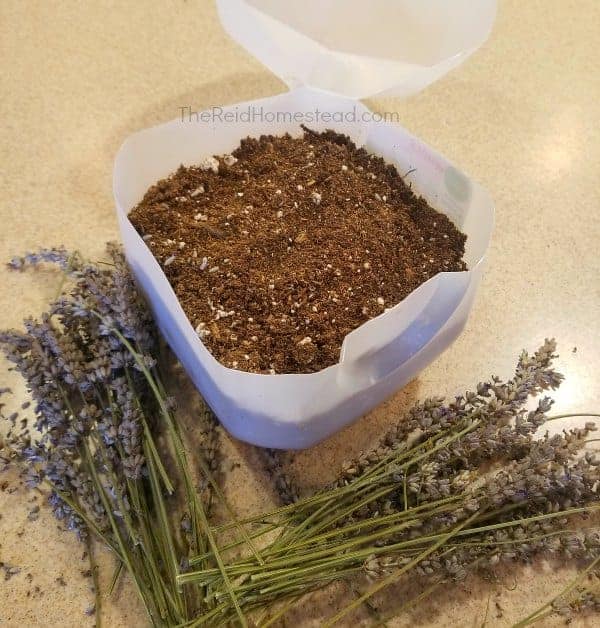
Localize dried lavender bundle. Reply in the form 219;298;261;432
0;245;222;626
180;342;600;627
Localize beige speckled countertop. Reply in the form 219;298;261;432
1;1;599;626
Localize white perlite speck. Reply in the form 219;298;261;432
311;191;322;205
194;213;208;221
298;336;312;346
164;255;176;266
215;308;234;320
199;256;208;270
190;185;205;197
276;210;283;218
195;322;211;339
223;154;238;166
200;156;219;174
377;297;385;305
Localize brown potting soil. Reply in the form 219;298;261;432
128;127;467;374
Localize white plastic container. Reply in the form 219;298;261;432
114;0;496;449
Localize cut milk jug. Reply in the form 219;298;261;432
114;0;496;448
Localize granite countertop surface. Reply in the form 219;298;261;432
1;0;599;625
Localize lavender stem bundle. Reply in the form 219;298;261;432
178;342;600;626
0;246;225;626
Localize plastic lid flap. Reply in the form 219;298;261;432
217;0;497;100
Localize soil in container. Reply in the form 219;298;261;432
128;127;467;374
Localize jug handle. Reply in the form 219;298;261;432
337;272;471;390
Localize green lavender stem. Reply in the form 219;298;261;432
322;507;488;626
